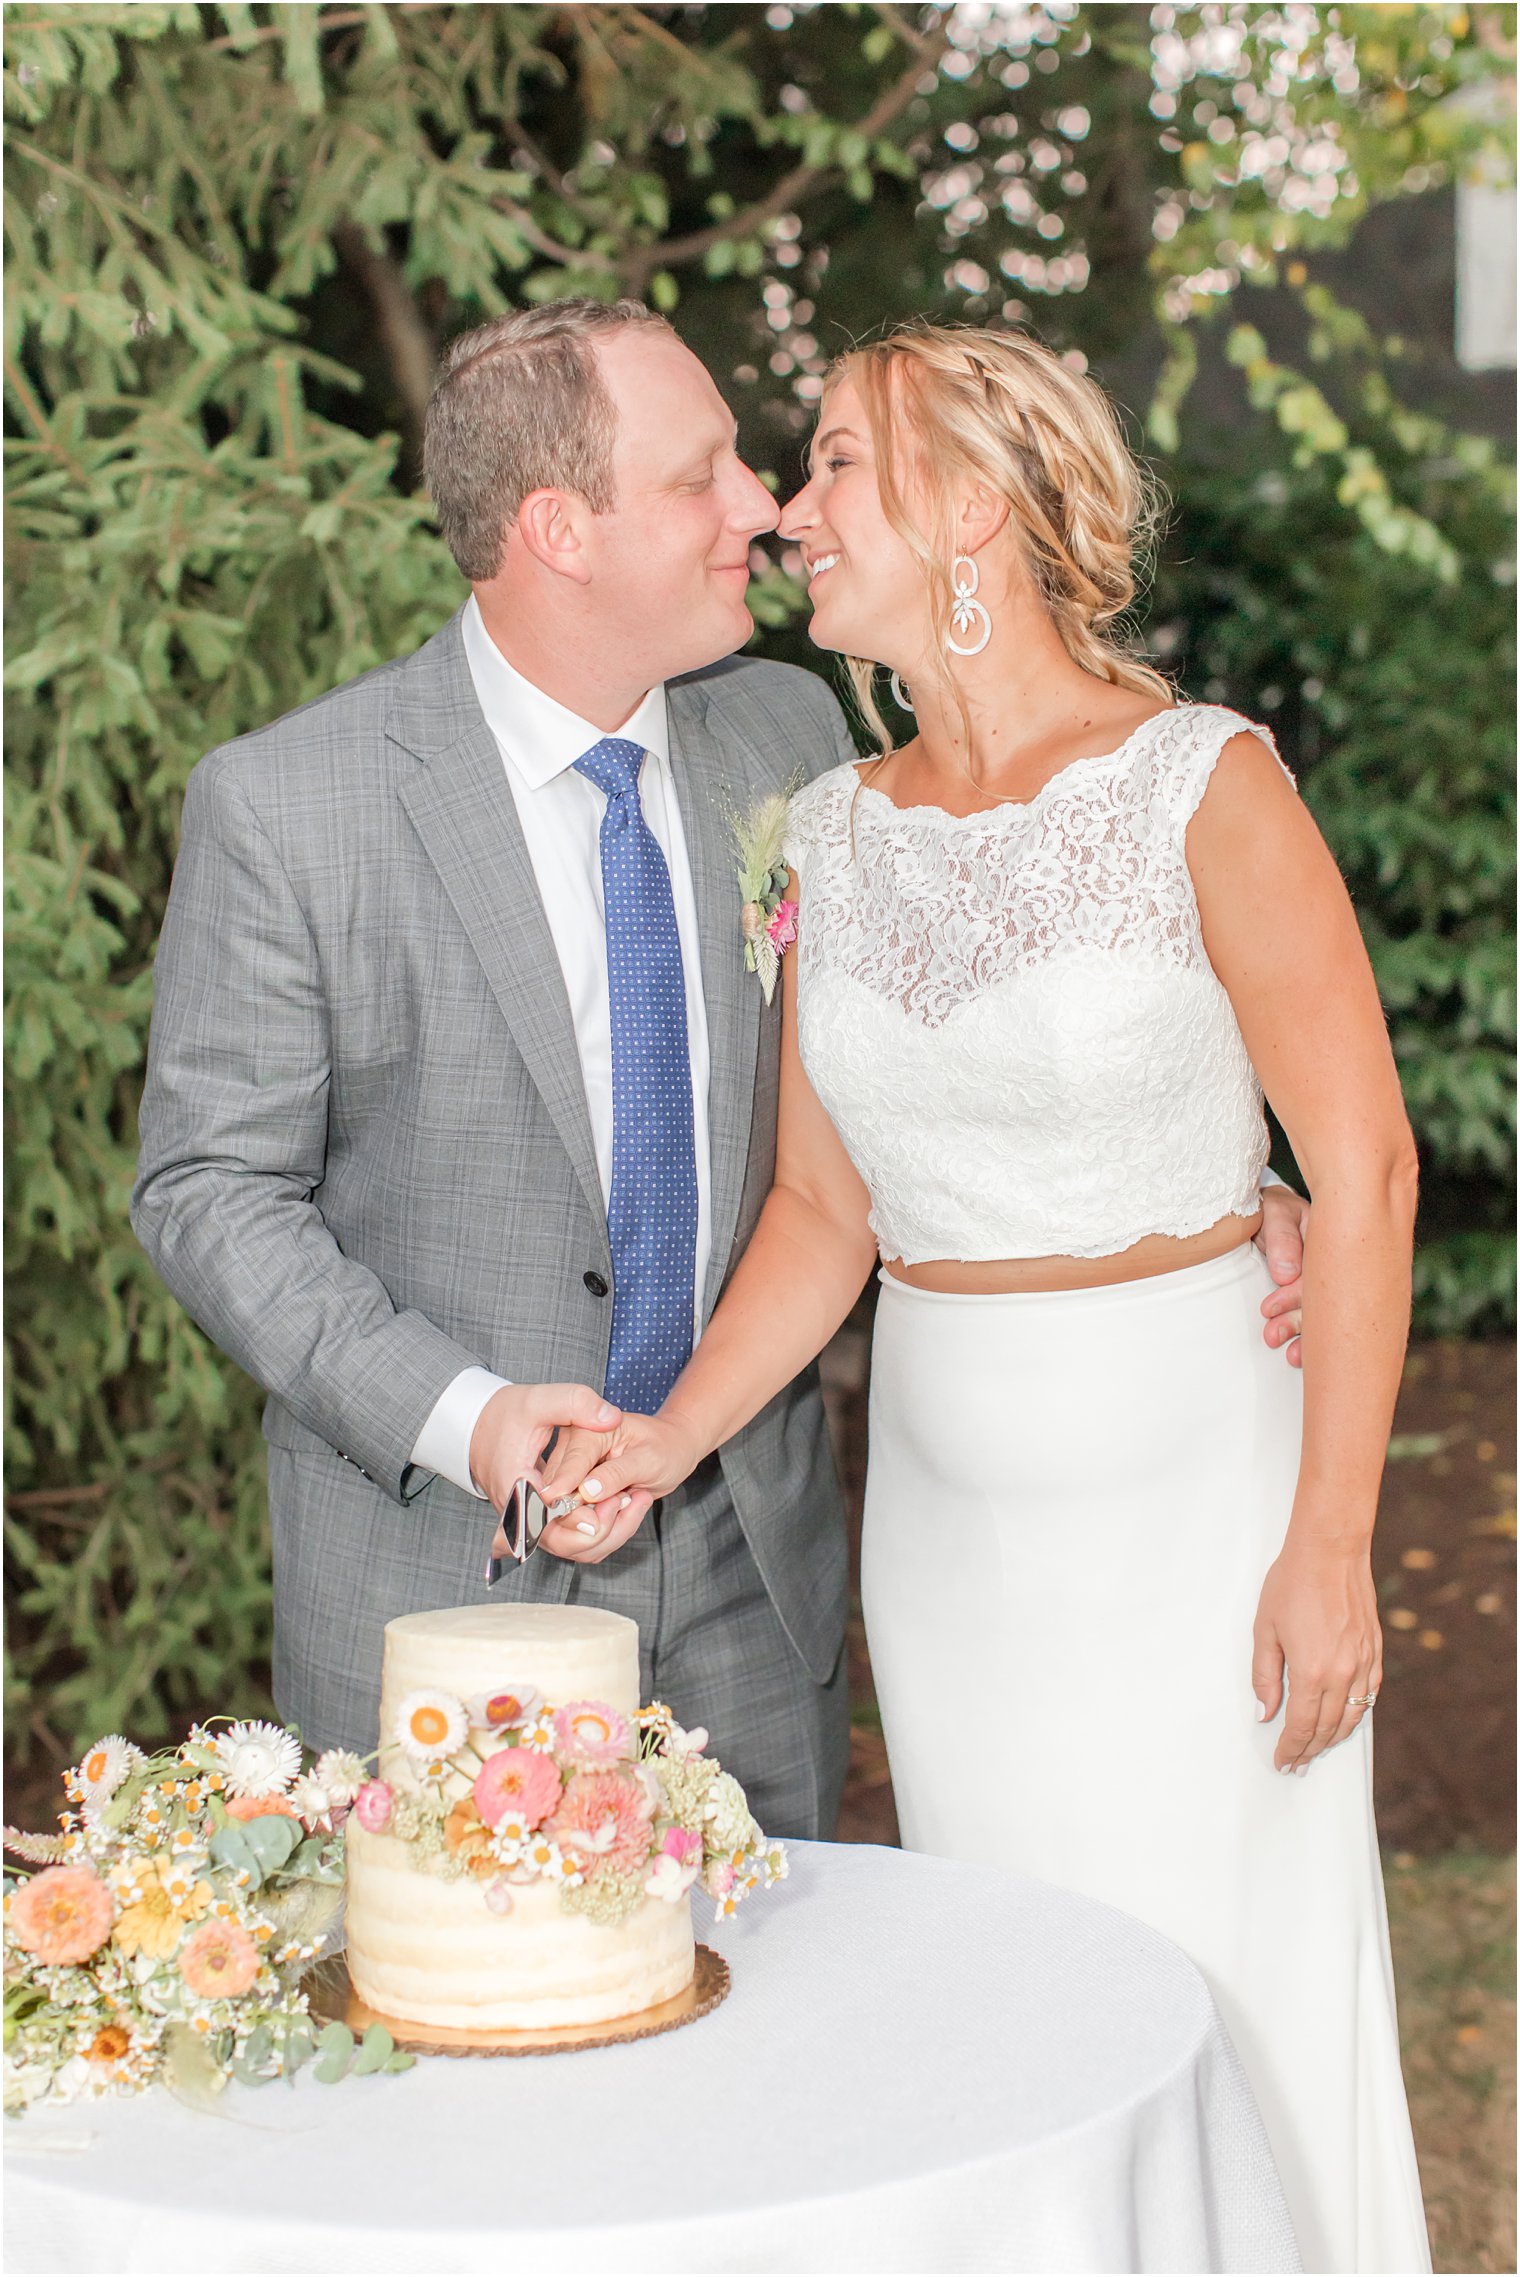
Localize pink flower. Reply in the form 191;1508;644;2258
473;1747;562;1831
8;1865;115;1965
353;1781;393;1833
661;1826;702;1863
765;898;798;952
706;1862;736;1897
552;1702;634;1767
550;1771;654;1878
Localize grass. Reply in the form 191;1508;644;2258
1386;1849;1516;2274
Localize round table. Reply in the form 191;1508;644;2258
6;1842;1300;2275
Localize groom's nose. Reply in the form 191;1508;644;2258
730;458;781;538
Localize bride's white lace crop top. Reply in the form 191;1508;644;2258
782;704;1287;1264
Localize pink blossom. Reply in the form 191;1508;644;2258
765;899;798;952
661;1826;702;1863
353;1781;393;1833
473;1747;562;1831
550;1771;654;1878
552;1702;634;1767
706;1862;736;1897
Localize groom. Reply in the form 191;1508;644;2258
132;297;1307;1838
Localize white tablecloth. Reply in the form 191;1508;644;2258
6;1842;1300;2275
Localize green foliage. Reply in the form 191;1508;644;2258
1152;372;1515;1334
5;3;1512;1758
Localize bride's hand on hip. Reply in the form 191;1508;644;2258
537;1413;703;1564
1251;1537;1382;1772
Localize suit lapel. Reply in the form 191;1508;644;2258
666;677;763;1324
388;615;605;1232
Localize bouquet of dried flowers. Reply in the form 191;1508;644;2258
4;1721;411;2114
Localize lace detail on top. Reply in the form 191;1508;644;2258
782;705;1289;1263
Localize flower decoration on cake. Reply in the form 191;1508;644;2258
4;1716;411;2115
553;1701;634;1766
393;1689;469;1762
367;1689;786;1930
473;1747;562;1830
464;1684;541;1734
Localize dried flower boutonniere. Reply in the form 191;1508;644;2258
731;780;803;1007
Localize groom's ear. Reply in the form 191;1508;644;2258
515;487;596;585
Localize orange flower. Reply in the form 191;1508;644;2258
8;1865;115;1965
444;1799;494;1875
88;2024;132;2064
222;1794;300;1823
178;1918;260;1999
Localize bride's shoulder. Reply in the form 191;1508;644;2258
783;759;862;873
1138;701;1294;827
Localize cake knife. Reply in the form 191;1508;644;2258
484;1477;579;1585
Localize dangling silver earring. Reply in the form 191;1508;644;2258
947;555;992;657
889;672;914;713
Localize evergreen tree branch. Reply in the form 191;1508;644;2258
618;21;950;293
332;221;436;462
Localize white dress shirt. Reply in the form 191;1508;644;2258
409;595;713;1497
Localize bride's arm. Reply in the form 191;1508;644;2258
1187;732;1419;1773
538;903;879;1558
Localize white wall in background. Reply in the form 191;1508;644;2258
1455;176;1517;372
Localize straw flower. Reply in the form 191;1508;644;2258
7;1866;115;1965
215;1721;301;1801
353;1781;393;1833
552;1702;634;1767
74;1736;142;1810
463;1685;541;1735
393;1689;467;1762
311;1750;366;1806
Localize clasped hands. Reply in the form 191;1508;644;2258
478;1186;1313;1568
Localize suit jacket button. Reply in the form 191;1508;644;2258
583;1270;609;1298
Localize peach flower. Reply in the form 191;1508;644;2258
473;1747;562;1831
444;1799;495;1876
178;1918;260;1999
550;1771;653;1877
7;1865;115;1965
223;1793;300;1823
88;2023;132;2064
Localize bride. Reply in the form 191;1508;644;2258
540;321;1429;2273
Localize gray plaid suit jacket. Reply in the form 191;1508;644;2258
132;607;855;1746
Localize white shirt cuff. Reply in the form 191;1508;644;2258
1258;1167;1284;1190
410;1367;511;1499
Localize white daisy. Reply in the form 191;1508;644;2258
393;1689;467;1763
311;1750;366;1805
216;1720;301;1800
74;1735;143;1809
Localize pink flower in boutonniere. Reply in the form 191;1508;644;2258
765;899;798;953
730;780;804;1007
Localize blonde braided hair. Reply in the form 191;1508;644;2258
825;323;1172;756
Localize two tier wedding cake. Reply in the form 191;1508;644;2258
344;1603;784;2032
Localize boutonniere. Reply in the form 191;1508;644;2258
730;779;803;1007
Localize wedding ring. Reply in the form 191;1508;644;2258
1348;1690;1378;1708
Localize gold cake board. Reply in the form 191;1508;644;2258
307;1943;730;2057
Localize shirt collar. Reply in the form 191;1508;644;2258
462;593;670;790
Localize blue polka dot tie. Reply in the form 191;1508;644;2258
574;737;698;1414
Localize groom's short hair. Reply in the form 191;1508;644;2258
424;298;673;580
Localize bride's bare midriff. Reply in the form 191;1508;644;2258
882;1210;1262;1295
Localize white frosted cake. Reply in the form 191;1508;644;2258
344;1604;697;2031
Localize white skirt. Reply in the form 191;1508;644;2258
863;1245;1430;2276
